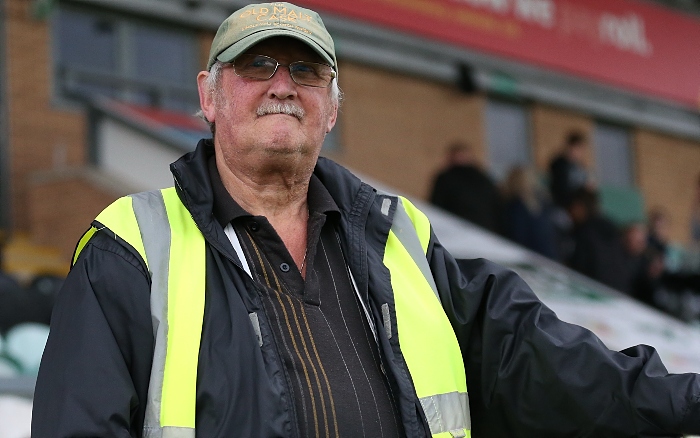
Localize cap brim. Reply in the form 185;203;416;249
215;28;334;68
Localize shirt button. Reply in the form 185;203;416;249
280;263;290;272
249;221;259;231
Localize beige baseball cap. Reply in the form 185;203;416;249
207;2;336;71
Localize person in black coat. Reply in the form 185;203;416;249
429;142;502;233
502;166;558;259
549;130;591;209
567;188;628;291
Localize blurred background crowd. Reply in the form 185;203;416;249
430;132;700;318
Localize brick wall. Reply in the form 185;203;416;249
528;100;700;244
334;61;486;201
198;31;215;71
530;103;594;173
333;65;605;203
635;129;700;243
27;168;130;262
6;0;86;233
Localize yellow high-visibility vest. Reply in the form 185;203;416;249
74;187;471;438
382;194;471;438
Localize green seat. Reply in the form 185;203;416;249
0;357;19;377
4;323;50;375
598;185;646;227
0;333;20;377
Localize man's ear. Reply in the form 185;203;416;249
326;101;338;133
197;71;216;123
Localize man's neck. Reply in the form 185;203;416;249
217;160;310;215
215;151;311;272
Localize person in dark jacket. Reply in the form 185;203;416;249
647;206;671;256
429;142;502;233
501;166;558;259
549;130;591;209
566;188;628;291
620;222;664;305
32;3;700;438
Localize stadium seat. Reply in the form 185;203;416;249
0;357;19;378
4;322;50;375
0;395;32;438
597;185;646;227
0;274;23;334
0;274;58;335
29;274;64;297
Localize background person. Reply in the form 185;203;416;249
648;206;672;257
620;222;664;305
501;165;558;259
691;173;700;247
566;187;628;292
429;142;502;233
548;130;592;210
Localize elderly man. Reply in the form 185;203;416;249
32;2;700;438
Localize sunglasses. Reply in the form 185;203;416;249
232;54;336;88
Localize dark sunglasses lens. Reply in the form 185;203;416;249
233;54;276;80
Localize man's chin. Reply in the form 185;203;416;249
251;147;316;175
257;130;315;154
269;142;319;158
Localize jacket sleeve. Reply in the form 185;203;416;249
426;231;700;438
32;231;154;437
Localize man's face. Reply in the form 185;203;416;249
198;36;338;174
624;224;648;255
568;142;586;164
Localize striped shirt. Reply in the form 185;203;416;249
209;159;404;437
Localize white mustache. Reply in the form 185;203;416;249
256;103;305;120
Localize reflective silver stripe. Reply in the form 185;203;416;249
161;426;196;438
347;266;378;343
381;303;392;339
391;198;439;300
381;198;392;216
130;191;172;436
419;391;471;435
143;427;159;438
248;312;263;347
145;426;195;438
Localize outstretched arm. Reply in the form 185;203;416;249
427;232;700;438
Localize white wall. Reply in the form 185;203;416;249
98;120;184;191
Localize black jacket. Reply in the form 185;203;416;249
33;140;700;437
569;215;629;291
429;165;502;233
549;155;588;209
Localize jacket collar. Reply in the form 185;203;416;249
171;139;375;225
170;139;218;236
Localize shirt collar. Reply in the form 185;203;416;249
208;156;340;227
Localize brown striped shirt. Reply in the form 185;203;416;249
209;159;404;438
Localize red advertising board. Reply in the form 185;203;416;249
294;0;700;110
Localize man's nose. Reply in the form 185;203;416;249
267;65;297;99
